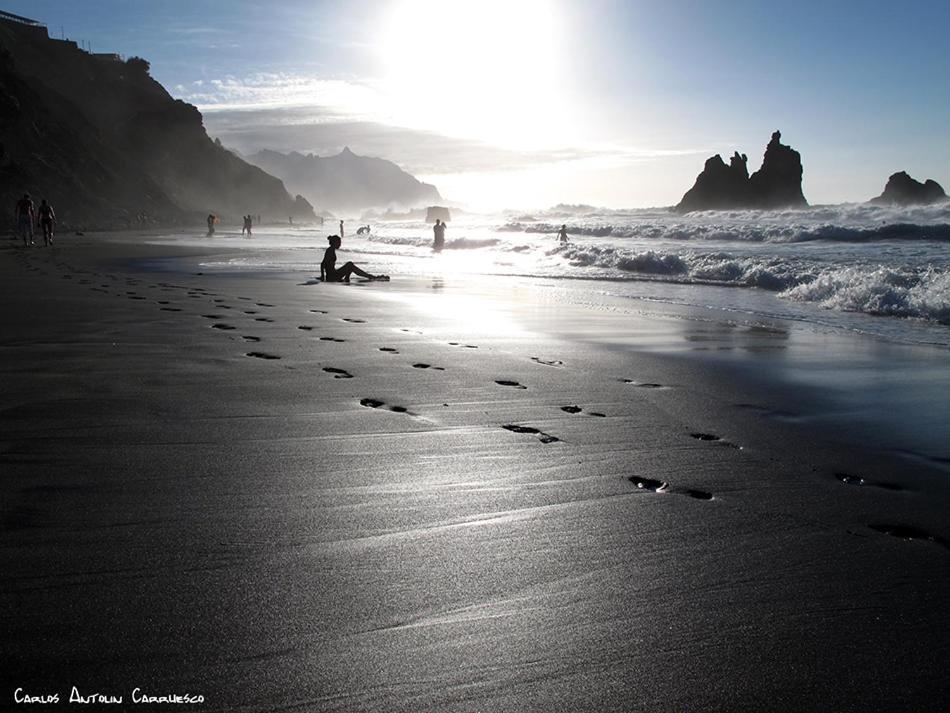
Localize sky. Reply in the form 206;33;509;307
8;0;950;210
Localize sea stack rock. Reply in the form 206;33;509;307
748;131;807;208
675;130;807;212
870;171;947;205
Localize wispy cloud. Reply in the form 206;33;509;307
180;72;383;120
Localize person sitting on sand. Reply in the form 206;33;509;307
320;235;388;282
37;199;56;246
15;193;35;246
556;224;569;242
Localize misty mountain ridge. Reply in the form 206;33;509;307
244;147;442;214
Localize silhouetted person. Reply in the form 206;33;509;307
15;193;35;246
37;199;56;245
207;213;216;236
289;215;293;225
556;224;569;242
339;219;344;238
433;219;446;251
320;235;388;282
242;214;253;236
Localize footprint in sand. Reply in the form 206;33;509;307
244;310;258;315
629;476;668;492
319;336;346;343
159;307;182;312
360;398;413;414
309;309;328;314
256;303;274;307
246;352;281;360
449;342;478;349
342;318;365;323
323;367;353;379
835;473;906;491
242;336;261;342
628;475;714;500
869;524;949;549
298;326;314;331
561;405;607;417
531;357;563;367
622;379;665;388
496;380;527;389
690;432;742;449
201;314;224;319
502;424;559;444
212;323;236;330
379;347;399;354
412;363;445;371
255;317;275;323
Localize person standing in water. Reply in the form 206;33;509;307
37;199;56;245
207;213;216;236
556;224;569;242
320;235;388;282
433;219;446;251
15;193;35;246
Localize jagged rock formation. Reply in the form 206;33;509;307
245;148;442;214
0;18;312;228
870;172;947;205
676;131;807;212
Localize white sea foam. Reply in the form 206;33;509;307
782;266;950;324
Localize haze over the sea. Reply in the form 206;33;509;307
10;0;950;209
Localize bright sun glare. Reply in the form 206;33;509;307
377;0;568;149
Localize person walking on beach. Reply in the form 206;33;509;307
242;214;253;236
207;213;216;236
556;224;569;243
37;199;56;245
433;219;446;251
339;219;344;238
320;235;388;282
15;193;35;246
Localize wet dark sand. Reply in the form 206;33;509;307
1;235;948;711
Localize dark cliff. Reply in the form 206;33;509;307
0;19;312;228
246;147;442;214
676;131;807;212
870;172;947;206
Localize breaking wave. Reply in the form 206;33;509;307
783;266;950;324
500;220;950;243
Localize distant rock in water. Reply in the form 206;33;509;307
425;206;451;223
870;171;947;205
676;131;807;212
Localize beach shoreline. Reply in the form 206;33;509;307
2;233;948;711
